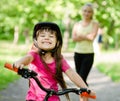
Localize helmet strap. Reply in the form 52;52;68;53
33;39;47;55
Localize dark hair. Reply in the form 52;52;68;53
33;22;70;100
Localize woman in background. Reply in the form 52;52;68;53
72;3;99;87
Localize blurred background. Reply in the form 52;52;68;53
0;0;120;50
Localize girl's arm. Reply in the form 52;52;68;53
13;54;34;68
65;68;88;88
65;68;96;98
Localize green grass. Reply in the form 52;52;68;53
0;40;30;90
0;64;19;89
96;62;120;82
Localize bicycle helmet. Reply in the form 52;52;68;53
33;22;63;55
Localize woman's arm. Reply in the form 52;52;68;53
72;22;99;42
13;54;34;68
72;23;85;42
85;22;99;41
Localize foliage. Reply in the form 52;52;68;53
0;0;120;49
93;0;120;49
0;40;29;90
0;64;20;90
96;62;120;82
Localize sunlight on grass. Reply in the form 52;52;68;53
0;68;20;90
0;40;31;90
96;62;120;82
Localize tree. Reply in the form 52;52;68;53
0;0;120;49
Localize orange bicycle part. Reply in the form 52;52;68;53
4;63;18;72
81;92;96;99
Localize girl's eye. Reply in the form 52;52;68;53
39;34;45;37
39;34;55;38
49;35;54;37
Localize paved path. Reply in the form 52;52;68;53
0;52;120;101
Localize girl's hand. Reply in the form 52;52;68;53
89;90;96;97
80;89;96;101
12;62;24;69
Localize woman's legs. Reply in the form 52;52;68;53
74;53;94;85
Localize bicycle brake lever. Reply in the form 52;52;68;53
80;88;91;94
18;68;37;78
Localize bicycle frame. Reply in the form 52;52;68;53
4;63;96;101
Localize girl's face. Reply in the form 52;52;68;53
36;28;57;51
82;6;93;20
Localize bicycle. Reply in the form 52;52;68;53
4;63;96;101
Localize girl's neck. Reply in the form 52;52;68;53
42;52;54;63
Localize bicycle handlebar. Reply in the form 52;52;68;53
4;63;96;100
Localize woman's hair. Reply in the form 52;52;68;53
33;22;70;100
82;3;94;11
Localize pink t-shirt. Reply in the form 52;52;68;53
26;51;70;101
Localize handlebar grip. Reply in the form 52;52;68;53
4;63;18;72
81;92;96;99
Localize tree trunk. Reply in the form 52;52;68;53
13;26;19;44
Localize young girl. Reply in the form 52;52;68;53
13;22;95;101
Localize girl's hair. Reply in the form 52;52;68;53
33;22;70;101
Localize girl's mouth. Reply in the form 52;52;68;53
42;41;51;44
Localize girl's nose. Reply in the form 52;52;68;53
44;33;49;39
